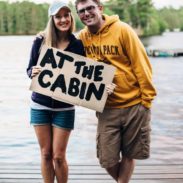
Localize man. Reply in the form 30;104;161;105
75;0;157;182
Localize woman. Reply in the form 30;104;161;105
26;1;85;183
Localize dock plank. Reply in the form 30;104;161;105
0;163;182;183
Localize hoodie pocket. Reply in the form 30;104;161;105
112;73;139;99
108;73;140;103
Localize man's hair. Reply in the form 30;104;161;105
75;0;101;9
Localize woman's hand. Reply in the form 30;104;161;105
106;83;116;95
31;66;42;78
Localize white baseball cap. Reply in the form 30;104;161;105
48;1;71;16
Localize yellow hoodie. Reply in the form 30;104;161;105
79;15;157;109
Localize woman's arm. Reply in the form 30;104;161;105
26;37;44;78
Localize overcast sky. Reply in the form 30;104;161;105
152;0;183;9
4;0;183;9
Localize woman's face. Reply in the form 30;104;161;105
53;8;72;33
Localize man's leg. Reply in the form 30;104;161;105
96;109;121;181
106;157;135;183
118;157;135;183
106;162;120;181
115;104;150;183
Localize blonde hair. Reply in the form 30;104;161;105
44;12;75;48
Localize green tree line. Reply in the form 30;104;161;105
105;0;183;36
0;0;183;36
0;1;48;35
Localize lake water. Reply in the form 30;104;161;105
0;32;183;165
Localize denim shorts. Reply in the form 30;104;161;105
30;108;75;130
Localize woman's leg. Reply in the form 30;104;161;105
53;127;71;183
34;125;55;183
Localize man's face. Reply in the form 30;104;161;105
76;0;103;28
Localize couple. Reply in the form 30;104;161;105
26;0;157;183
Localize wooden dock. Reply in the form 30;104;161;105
0;163;183;183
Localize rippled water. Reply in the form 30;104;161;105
0;32;183;165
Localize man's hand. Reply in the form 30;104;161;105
35;31;45;39
106;83;116;95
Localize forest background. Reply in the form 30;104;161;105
0;0;183;36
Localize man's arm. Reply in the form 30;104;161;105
121;23;157;108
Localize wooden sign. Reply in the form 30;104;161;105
30;45;116;112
